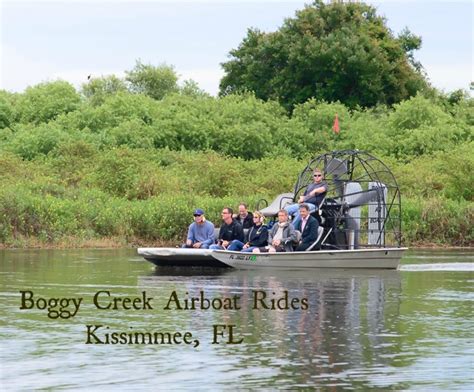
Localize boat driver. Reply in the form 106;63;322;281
285;168;327;228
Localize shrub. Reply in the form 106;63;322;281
6;123;71;160
389;94;452;131
0;91;15;129
90;148;149;199
126;60;179;100
15;81;80;125
81;75;128;106
395;143;474;201
403;197;473;246
107;119;155;149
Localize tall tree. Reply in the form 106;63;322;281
15;81;80;125
219;0;429;110
81;75;128;106
125;60;178;100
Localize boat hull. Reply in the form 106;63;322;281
137;247;229;268
211;248;407;269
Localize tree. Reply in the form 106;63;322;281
125;60;178;100
219;0;429;110
179;79;209;98
81;75;128;106
0;91;16;130
14;81;80;125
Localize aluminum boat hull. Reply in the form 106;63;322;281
210;248;407;269
137;247;228;267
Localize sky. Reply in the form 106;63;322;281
0;0;472;96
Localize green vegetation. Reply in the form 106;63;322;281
0;1;472;248
0;81;472;247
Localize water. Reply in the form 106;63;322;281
1;249;473;391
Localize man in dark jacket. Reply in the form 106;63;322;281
294;204;319;251
235;203;254;229
209;207;244;250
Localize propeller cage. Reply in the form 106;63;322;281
294;150;402;250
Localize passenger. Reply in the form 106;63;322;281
209;207;245;250
253;209;297;253
285;168;327;228
235;203;254;229
227;211;268;252
293;204;319;251
182;208;215;249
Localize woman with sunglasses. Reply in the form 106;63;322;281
285;169;328;228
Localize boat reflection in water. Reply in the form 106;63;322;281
139;268;402;388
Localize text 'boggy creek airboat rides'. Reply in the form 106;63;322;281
138;150;407;269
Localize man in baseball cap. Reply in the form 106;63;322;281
183;208;215;249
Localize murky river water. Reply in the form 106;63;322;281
1;249;473;391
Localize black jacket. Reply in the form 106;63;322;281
218;219;244;242
295;215;319;247
246;224;269;247
236;212;254;229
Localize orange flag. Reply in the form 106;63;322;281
333;114;340;134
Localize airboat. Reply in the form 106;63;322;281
138;150;407;269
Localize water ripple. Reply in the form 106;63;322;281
400;263;474;272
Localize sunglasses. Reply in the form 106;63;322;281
313;174;322;177
193;214;202;217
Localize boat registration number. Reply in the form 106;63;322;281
229;254;259;262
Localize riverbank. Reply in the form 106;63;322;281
0;236;167;250
1;236;471;250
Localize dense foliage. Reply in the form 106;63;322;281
220;0;428;110
0;75;472;247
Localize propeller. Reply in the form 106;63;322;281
325;157;347;176
325;158;347;199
